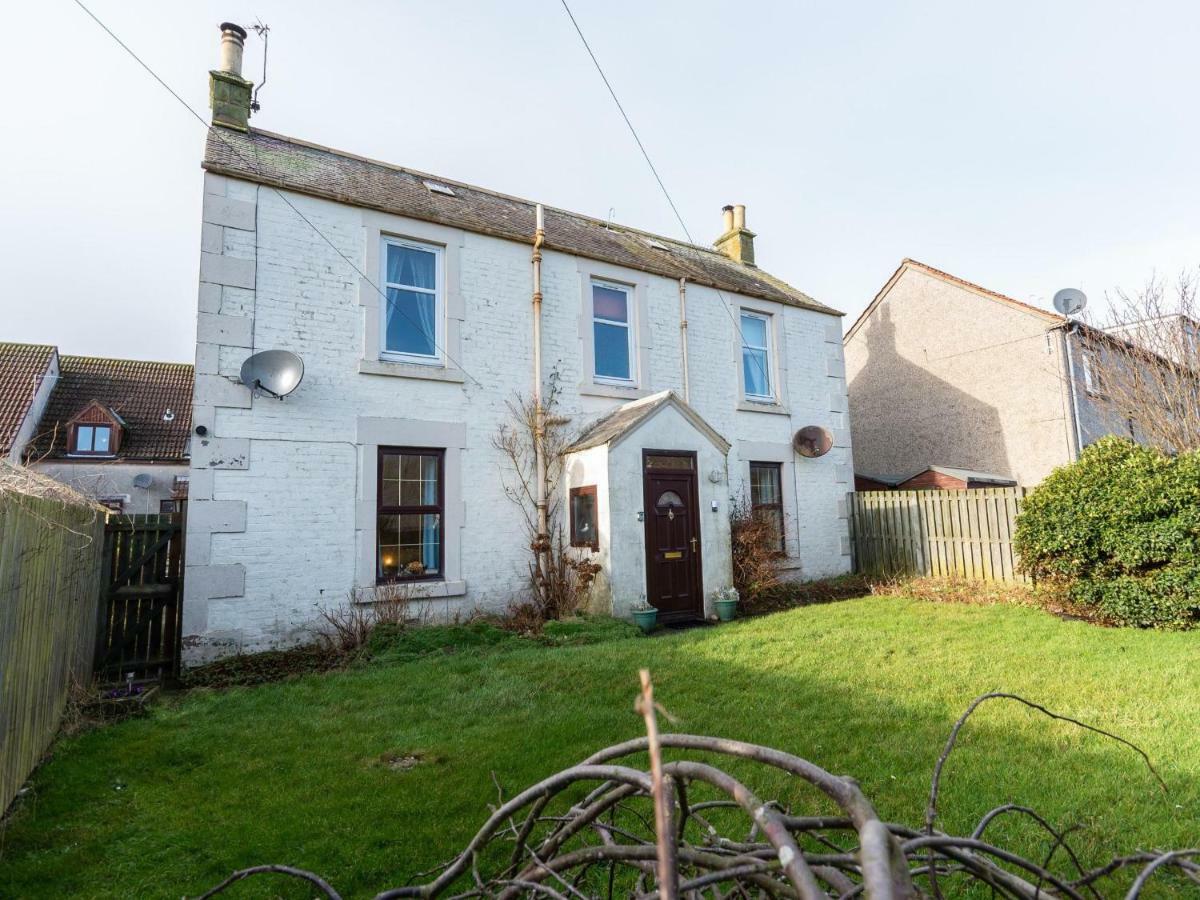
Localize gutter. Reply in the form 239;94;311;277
678;278;690;404
531;205;549;548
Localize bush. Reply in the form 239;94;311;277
729;498;781;601
1014;437;1200;628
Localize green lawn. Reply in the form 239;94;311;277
1;596;1197;898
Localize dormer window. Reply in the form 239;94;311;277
74;424;113;455
67;400;123;457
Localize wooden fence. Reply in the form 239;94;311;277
0;486;105;815
95;513;184;682
848;487;1030;582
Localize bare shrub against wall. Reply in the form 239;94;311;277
493;367;600;622
729;496;782;602
1084;268;1200;453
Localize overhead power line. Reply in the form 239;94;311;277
557;0;773;390
70;0;485;389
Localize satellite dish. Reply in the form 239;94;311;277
239;350;305;400
1053;288;1087;317
132;473;154;489
793;426;833;459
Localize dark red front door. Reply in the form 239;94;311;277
643;452;703;620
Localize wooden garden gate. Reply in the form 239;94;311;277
95;512;185;682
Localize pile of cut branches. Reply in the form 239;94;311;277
194;680;1197;899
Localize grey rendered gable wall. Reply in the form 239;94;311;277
844;268;1075;486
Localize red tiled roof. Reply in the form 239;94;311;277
0;343;56;455
27;356;193;462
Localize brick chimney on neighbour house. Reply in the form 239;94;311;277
209;22;253;130
713;204;756;266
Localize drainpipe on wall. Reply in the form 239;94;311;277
531;205;549;557
1060;323;1085;460
678;277;690;404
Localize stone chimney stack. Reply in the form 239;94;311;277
209;22;253;131
713;203;756;266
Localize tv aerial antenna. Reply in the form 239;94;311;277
247;20;269;113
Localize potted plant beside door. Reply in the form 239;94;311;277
631;600;658;634
712;586;739;622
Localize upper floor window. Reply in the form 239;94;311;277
741;311;774;401
73;424;113;455
381;237;443;364
592;280;635;383
1081;349;1105;397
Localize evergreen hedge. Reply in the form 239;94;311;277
1014;436;1200;628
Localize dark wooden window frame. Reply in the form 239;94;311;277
749;461;786;555
569;484;599;551
376;446;445;584
69;422;118;457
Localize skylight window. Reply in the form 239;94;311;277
422;180;456;197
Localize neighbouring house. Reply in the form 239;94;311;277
0;344;194;513
183;23;854;662
844;259;1150;487
0;343;59;464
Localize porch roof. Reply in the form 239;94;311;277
566;391;731;456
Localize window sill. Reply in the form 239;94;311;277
737;399;790;416
359;579;466;601
580;381;650;401
360;359;466;383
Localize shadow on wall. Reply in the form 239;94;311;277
848;304;1012;480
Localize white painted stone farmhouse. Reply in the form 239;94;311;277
183;23;853;661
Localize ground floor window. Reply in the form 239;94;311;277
749;461;785;553
378;447;443;581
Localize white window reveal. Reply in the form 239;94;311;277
381;237;443;364
740;311;773;401
592;279;635;383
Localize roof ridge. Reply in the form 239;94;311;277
60;354;194;369
901;258;1062;322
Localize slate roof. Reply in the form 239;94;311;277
0;343;56;455
203;128;839;316
27;356;194;462
567;390;730;454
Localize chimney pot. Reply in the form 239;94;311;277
713;202;756;266
721;205;735;233
218;22;247;77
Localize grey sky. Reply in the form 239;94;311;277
3;1;1198;363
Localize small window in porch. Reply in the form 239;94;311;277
644;454;694;470
570;485;598;551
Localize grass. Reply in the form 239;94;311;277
1;596;1198;898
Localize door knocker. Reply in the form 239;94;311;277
667;508;675;521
